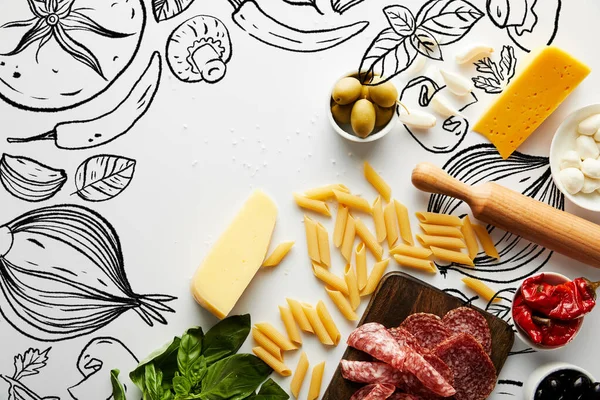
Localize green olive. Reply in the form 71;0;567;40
374;104;395;127
331;103;353;125
351;99;376;138
332;77;362;105
369;81;398;108
360;85;371;101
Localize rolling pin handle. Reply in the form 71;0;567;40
411;162;473;203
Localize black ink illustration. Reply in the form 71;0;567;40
0;347;59;400
153;0;196;22
0;154;67;202
472;45;517;94
486;0;562;52
7;51;161;150
0;0;146;112
359;1;483;84
69;337;139;400
0;204;176;341
74;155;136;202
428;144;564;284
331;0;364;14
284;0;323;15
398;76;478;154
228;0;368;52
167;16;232;84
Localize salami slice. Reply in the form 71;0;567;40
442;307;492;355
388;394;420;400
388;327;428;354
350;383;396;400
434;333;496;400
400;313;452;350
340;360;403;386
402;350;456;398
347;323;408;369
399;353;454;400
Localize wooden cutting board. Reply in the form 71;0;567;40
322;272;515;399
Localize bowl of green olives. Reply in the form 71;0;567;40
525;362;598;400
329;71;399;143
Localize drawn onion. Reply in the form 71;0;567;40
0;205;176;341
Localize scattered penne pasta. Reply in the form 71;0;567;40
384;201;399;248
416;234;466;250
431;246;474;266
255;322;298;351
294;193;331;217
472;224;500;259
333;205;349;248
334;190;373;214
291;352;310;398
395;200;414;245
252;327;284;362
461;216;479;260
287;298;314;333
344;263;361;311
304;184;350;200
263;241;295;267
364;161;392;202
325;288;358;321
316;223;331;268
307;362;326;400
420;223;464;238
390;243;432;259
372;196;387;243
312;263;349;295
355;242;367;291
304;215;320;263
361;259;390;296
462;277;501;303
415;211;462;226
393;254;437;274
316;300;341;345
279;305;302;345
302;303;334;345
340;214;356;262
253;346;292;376
355;218;384;260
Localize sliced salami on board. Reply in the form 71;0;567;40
400;313;452;350
347;323;408;369
350;383;396;400
402;350;456;398
399;353;454;400
388;327;428;355
340;360;403;386
443;307;492;355
388;394;420;400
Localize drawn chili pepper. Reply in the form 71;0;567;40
6;51;161;150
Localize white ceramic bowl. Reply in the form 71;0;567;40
512;272;584;351
524;362;596;399
550;104;600;211
328;71;399;143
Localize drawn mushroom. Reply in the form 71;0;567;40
166;15;232;84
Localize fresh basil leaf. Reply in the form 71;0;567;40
246;379;289;399
203;315;251;365
358;28;417;84
415;0;484;45
173;374;192;396
383;5;415;36
110;369;127;400
130;337;181;389
144;363;164;399
201;354;272;400
178;327;204;378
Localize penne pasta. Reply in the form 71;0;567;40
316;300;341;345
307;362;326;400
461;216;479;260
384;201;399;248
355;218;384;260
312;263;349;295
431;246;474;266
279;305;303;345
364;161;392;202
333;205;349;248
372;196;387;243
344;263;361;311
304;215;321;263
390;243;432;259
291;352;310;398
333;190;373;214
340;214;356;262
472;224;500;259
304;184;350;200
287;298;314;333
294;193;331;217
252;327;284;361
395;200;414;245
263;241;295;267
415;211;462;226
416;234;466;250
253;346;292;377
302;303;334;345
316;223;331;268
393;254;437;274
355;242;367;291
255;322;298;351
420;223;464;238
325;288;358;321
361;259;390;296
462;277;501;303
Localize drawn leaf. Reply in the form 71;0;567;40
416;0;484;45
74;155;136;202
331;0;364;14
410;28;442;60
358;28;418;84
499;45;517;84
152;0;195;22
472;76;502;94
473;58;495;75
284;0;323;14
383;5;415;36
12;348;50;381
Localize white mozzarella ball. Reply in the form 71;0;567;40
559;168;585;194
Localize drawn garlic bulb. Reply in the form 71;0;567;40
0;205;176;341
167;15;232;84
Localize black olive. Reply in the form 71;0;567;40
572;375;592;394
535;388;545;400
588;382;600;399
544;377;563;393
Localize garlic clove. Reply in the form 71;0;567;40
559;168;585;195
576;135;600;160
560;150;582;170
581;158;600;179
594;129;600;142
455;44;494;64
440;70;474;96
578;114;600;135
430;94;461;118
399;110;437;129
582;177;600;194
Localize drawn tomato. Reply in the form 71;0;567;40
0;0;146;112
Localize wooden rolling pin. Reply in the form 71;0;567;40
412;162;600;269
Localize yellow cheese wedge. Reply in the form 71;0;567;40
474;46;591;159
191;191;277;319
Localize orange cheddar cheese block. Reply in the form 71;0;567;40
474;46;591;159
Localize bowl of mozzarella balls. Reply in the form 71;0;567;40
551;104;600;211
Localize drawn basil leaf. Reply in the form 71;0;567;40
152;0;195;22
331;0;364;14
201;354;272;399
383;5;416;36
110;369;127;400
416;0;484;45
472;76;502;93
203;314;251;365
410;28;442;60
246;378;290;399
283;0;323;14
359;28;418;84
499;45;517;83
74;155;136;202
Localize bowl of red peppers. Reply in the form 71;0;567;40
512;272;599;350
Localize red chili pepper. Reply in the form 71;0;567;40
513;293;544;344
538;317;581;347
521;274;599;321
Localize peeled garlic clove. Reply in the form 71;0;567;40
0;154;67;202
399;110;437;129
594;129;600;142
440;70;474;96
576;135;600;160
560;150;582;170
559;168;585;194
430;94;461;118
582;177;600;193
455;44;494;64
578;114;600;135
581;158;600;179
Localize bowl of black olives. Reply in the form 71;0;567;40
525;362;599;400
